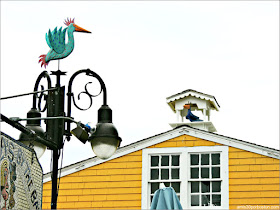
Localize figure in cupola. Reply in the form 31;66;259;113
184;104;203;122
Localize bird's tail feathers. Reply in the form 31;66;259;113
38;54;49;68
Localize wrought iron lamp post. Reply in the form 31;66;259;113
3;69;121;209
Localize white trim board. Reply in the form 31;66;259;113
43;125;280;183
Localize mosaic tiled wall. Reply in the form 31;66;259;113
1;132;43;210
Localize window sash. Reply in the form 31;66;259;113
148;153;183;204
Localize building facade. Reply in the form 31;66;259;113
42;90;280;209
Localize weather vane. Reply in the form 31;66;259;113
39;18;91;68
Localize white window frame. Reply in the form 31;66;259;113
142;146;229;209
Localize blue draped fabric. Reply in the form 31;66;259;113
186;108;202;122
150;187;183;210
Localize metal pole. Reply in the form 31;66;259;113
51;149;59;209
49;70;66;209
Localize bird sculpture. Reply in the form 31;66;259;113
184;104;203;122
39;18;91;68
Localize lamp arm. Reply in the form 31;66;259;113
66;69;107;138
32;71;52;112
1;114;57;150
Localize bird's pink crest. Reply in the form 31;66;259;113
64;18;75;26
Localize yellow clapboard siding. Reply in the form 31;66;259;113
229;157;279;165
229;184;280;191
126;150;142;156
44;188;141;200
182;135;198;140
193;139;216;146
107;187;142;194
43;183;52;190
260;164;280;171
84;180;141;188
52;180;141;189
42;188;51;196
229;158;257;165
229;151;268;158
66;200;141;208
106;194;141;201
56;201;76;209
43;196;51;203
149;141;178;148
255;157;279;164
58;173;142;183
99;168;142;175
98;161;142;169
229;177;279;185
42;134;280;209
74;201;92;208
97;207;142;210
74;168;142;176
64;194;106;202
230;205;280;209
229;147;245;152
101;200;141;208
58;189;83;196
229;164;279;172
230;191;280;198
229;198;280;205
107;155;142;163
229;170;279;178
176;140;195;147
70;195;95;202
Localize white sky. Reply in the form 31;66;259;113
1;1;279;173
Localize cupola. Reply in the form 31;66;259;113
166;89;220;132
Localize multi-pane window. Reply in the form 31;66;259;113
189;153;222;207
142;146;228;209
149;154;181;203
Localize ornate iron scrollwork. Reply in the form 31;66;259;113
28;69;107;141
72;81;103;111
66;69;107;138
33;71;52;112
37;85;49;112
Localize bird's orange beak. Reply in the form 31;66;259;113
184;104;191;109
73;24;91;33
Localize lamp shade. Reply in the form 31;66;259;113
89;122;121;159
18;108;46;159
89;105;121;159
19;125;47;159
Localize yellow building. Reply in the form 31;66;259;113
42;90;280;209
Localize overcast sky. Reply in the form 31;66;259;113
1;1;279;173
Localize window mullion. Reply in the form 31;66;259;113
169;155;171;180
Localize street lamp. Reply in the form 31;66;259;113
7;68;121;209
89;105;122;159
18;108;47;158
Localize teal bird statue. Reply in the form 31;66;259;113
39;18;91;68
